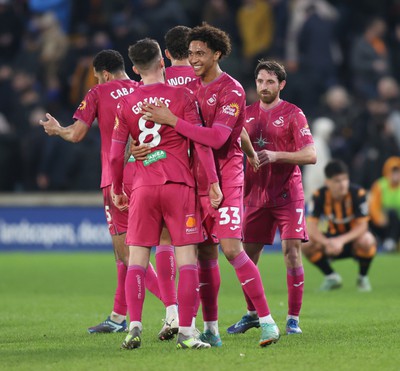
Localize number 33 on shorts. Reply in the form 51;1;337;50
218;207;241;231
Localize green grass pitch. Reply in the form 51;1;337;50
1;252;399;371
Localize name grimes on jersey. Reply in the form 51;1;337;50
132;97;171;114
110;87;135;100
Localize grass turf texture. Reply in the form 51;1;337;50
1;252;399;371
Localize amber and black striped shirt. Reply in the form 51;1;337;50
308;184;369;236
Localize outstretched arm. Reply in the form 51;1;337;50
39;113;89;143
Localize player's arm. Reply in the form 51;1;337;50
307;217;330;246
140;99;231;149
241;127;259;171
258;144;316;166
39;113;89;143
193;141;222;208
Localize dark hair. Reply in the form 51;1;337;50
165;25;191;60
324;159;349;178
188;22;231;59
254;60;287;82
128;38;161;70
93;49;125;73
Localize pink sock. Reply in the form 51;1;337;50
113;260;127;316
145;262;162;301
242;289;256;312
198;259;220;322
287;266;304;317
178;265;199;327
126;265;146;322
229;251;270;317
155;245;177;307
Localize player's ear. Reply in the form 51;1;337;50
132;66;139;75
165;49;171;60
214;51;221;61
160;58;165;68
279;80;287;91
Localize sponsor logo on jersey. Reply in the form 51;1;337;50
78;100;87;110
207;94;217;105
185;214;198;234
246;117;255;123
143;150;166;166
300;127;311;136
272;116;284;127
232;89;242;97
222;103;240;117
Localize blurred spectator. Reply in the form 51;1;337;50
33;12;69;92
303;117;334;202
28;0;71;33
296;4;339;117
236;0;274;79
350;17;391;100
317;85;363;167
0;0;24;65
369;156;400;252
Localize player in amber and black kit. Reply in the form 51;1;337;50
302;159;376;292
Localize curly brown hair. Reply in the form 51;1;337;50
188;22;231;59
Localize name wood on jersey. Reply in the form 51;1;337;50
167;76;195;86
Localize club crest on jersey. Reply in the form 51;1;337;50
185;215;198;234
207;94;217;106
272;116;284;127
222;103;239;117
78;100;87;111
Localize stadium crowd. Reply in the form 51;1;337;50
0;0;399;195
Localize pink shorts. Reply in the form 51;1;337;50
102;185;128;235
126;183;205;247
200;186;243;246
243;200;309;244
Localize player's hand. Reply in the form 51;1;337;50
39;113;61;136
140;99;178;127
111;185;129;211
130;139;151;161
247;151;260;172
209;182;223;209
257;150;277;167
325;237;344;257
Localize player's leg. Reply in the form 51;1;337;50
88;187;129;334
175;244;210;349
352;231;377;292
279;201;307;334
302;240;342;290
162;183;210;349
282;239;304;334
121;185;164;349
226;242;263;334
121;245;151;350
197;243;222;346
156;226;179;340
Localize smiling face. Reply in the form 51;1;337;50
188;40;221;82
255;69;285;105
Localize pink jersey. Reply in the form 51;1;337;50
73;79;138;188
244;100;314;207
187;72;245;194
112;83;202;191
165;65;197;86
